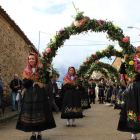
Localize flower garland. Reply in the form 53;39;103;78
76;45;122;86
86;69;108;81
84;61;119;82
38;10;136;85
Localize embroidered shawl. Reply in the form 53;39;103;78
22;53;39;81
63;66;77;86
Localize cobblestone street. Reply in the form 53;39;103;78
0;103;135;140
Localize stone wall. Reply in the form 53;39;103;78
0;14;37;106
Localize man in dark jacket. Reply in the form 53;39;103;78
46;75;59;113
10;74;22;111
0;72;4;117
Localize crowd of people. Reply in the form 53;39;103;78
1;46;140;140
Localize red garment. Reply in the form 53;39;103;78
63;66;77;85
24;53;39;75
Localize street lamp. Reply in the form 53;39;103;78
127;26;140;30
127;26;140;36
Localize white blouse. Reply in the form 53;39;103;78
71;76;74;81
32;68;35;73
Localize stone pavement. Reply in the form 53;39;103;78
0;103;138;140
0;106;19;123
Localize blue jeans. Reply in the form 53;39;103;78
12;92;17;109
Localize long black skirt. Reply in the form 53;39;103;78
80;90;89;109
61;88;83;119
117;81;140;133
105;88;111;103
16;85;56;132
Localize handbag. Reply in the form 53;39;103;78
16;93;20;101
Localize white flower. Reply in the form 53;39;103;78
52;38;56;42
74;21;78;26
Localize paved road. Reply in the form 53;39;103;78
0;103;136;140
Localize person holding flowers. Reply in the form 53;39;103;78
117;46;140;140
16;53;56;140
79;76;90;117
61;66;83;127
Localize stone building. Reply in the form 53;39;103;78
0;6;40;104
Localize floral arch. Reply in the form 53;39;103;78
80;61;119;89
38;11;136;85
84;61;119;81
90;69;108;81
76;45;122;76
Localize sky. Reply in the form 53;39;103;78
1;0;140;83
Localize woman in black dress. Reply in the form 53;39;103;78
79;77;90;117
16;53;56;140
61;66;83;126
117;47;140;140
114;85;125;109
88;79;96;104
98;78;106;104
105;83;113;103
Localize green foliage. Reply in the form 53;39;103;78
74;12;84;21
39;11;136;85
84;62;119;82
52;67;59;81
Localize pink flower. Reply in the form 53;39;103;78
42;52;44;55
85;79;87;81
46;48;51;53
59;29;65;35
40;64;43;68
125;36;130;40
78;19;84;23
98;20;105;25
134;55;137;61
77;19;85;28
88;57;91;60
122;37;129;43
84;16;90;22
85;60;88;63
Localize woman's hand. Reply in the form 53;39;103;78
29;75;34;80
35;82;44;88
